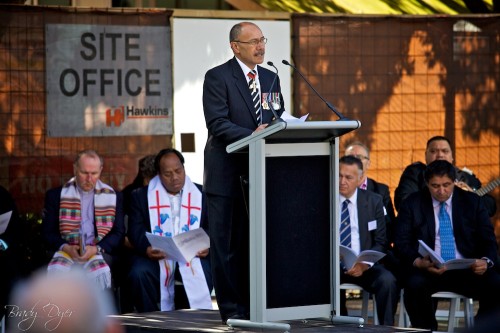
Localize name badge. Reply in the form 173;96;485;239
368;220;377;231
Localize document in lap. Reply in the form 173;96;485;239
418;239;475;270
339;245;386;270
146;228;210;263
0;210;12;235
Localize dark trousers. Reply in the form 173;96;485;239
126;254;213;313
206;192;249;320
340;264;399;326
403;267;500;330
127;255;161;312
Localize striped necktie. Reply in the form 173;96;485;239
439;202;455;261
247;70;261;124
340;199;351;247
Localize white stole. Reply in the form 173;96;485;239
147;175;212;311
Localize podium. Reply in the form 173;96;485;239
226;120;362;330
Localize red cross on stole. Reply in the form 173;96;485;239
181;192;201;230
149;190;171;233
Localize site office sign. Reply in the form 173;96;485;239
46;24;172;137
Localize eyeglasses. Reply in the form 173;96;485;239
351;154;369;161
233;37;268;46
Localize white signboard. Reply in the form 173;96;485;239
46;24;172;137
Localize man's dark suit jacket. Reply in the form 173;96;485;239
394;161;496;216
42;186;125;255
395;186;498;268
352;189;388;253
366;178;396;241
127;183;208;255
202;57;285;196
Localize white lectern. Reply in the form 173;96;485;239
226;120;362;330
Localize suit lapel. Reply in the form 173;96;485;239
357;190;369;251
231;58;259;127
422;190;437;247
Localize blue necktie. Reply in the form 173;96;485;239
340;199;351;247
439;202;455;261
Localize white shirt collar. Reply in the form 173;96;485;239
432;193;453;208
340;188;358;206
235;57;258;80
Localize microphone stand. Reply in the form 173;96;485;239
265;61;285;127
282;59;349;121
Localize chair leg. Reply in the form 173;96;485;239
372;294;379;325
361;289;369;322
448;297;457;331
397;289;410;328
464;298;474;328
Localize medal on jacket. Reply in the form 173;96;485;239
270;92;281;110
250;81;257;93
261;93;270;110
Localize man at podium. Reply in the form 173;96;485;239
202;21;285;323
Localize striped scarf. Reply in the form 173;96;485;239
59;178;116;245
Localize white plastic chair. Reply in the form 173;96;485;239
432;291;474;332
340;283;379;325
398;290;474;331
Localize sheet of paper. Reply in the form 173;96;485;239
418;239;444;264
172;228;210;263
279;111;309;122
339;245;358;270
0;210;12;235
357;250;386;265
418;239;475;270
146;228;209;263
339;245;385;270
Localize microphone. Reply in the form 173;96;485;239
281;59;348;120
265;61;285;126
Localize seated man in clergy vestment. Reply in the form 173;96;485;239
42;150;125;289
126;148;213;312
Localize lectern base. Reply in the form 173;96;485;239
331;315;365;327
227;319;291;331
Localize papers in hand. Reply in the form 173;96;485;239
339;245;386;270
418;240;475;270
280;111;309;122
0;210;12;235
146;228;210;264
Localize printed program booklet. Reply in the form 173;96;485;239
418;240;475;270
146;228;210;263
0;210;12;235
339;245;386;270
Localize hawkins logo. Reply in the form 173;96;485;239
106;105;170;127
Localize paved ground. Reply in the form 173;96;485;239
211;294;478;331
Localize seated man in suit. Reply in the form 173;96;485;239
126;148;212;312
394;135;496;216
395;160;500;330
338;156;398;325
344;142;396;242
42;149;125;289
